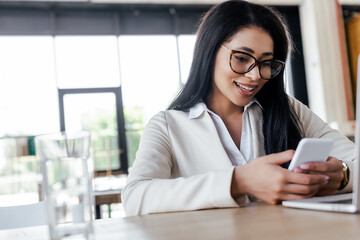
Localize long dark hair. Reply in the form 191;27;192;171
168;0;303;158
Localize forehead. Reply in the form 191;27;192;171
226;27;274;54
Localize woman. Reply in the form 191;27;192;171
122;0;355;216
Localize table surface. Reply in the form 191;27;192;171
1;203;360;240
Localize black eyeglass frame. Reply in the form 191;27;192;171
220;45;285;80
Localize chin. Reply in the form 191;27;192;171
232;98;252;108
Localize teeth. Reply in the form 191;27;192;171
235;82;255;92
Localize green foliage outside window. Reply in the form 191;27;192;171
81;110;119;171
80;106;145;171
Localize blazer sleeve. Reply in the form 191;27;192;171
289;96;355;192
121;111;239;216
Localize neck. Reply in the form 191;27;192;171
206;87;244;119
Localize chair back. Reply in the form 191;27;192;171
0;201;47;230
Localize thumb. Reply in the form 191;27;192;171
266;150;295;165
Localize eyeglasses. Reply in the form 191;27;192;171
221;45;285;80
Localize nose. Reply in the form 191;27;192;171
244;65;261;81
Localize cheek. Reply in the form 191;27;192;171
214;64;237;90
214;53;234;80
213;58;224;81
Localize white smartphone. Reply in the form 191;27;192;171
288;138;334;171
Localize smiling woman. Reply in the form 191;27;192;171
122;0;355;216
210;27;277;109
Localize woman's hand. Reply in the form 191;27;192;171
293;157;343;196
231;150;330;204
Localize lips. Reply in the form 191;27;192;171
234;82;257;92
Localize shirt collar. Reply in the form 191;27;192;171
188;99;263;119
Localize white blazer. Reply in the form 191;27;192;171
122;96;355;216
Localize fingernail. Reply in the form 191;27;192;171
324;176;329;184
300;164;310;169
294;168;302;173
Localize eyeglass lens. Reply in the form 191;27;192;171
231;52;283;79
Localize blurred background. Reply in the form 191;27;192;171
0;0;359;218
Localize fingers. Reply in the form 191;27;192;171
315;170;343;196
283;182;322;195
264;189;319;205
290;158;345;198
280;193;315;202
241;152;339;205
299;157;343;173
287;171;329;185
293;167;309;174
326;171;343;185
264;171;328;202
316;181;341;196
265;194;308;205
265;150;295;165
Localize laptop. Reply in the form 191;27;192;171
282;55;360;213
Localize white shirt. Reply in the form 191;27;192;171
189;100;262;166
123;95;355;215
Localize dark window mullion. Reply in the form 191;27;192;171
58;87;128;174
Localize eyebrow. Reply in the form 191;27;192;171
236;46;273;57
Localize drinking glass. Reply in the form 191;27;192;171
35;131;94;240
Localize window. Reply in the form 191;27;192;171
55;35;127;173
0;137;41;206
62;93;121;172
119;35;181;166
55;36;121;89
0;36;59;136
177;34;196;84
0;3;306;175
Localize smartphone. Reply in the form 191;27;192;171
288;138;334;171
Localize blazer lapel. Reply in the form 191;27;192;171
248;104;265;159
194;112;233;168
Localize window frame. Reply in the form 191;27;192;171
58;87;128;174
0;2;307;174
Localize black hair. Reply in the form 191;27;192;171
168;0;303;161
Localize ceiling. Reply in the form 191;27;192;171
0;0;302;6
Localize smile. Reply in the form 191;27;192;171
234;82;257;92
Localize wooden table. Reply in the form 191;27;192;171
1;204;360;240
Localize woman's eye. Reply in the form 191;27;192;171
261;61;274;68
234;55;251;63
262;62;271;67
